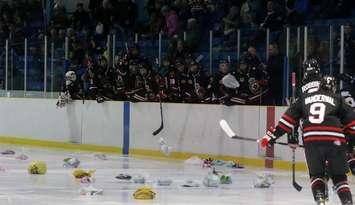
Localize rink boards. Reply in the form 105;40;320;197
0;98;307;171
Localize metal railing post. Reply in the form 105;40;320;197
24;38;27;96
209;30;213;74
340;25;344;89
304;26;308;61
51;42;54;97
5;39;8;95
44;36;47;96
266;28;270;61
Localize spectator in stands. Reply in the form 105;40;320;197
116;0;138;32
94;21;105;42
260;0;284;32
49;28;60;45
0;22;9;41
172;0;190;29
58;28;66;42
185;18;200;51
52;0;68;28
266;43;283;105
147;10;164;37
168;39;190;62
222;6;240;37
242;46;263;70
240;0;261;28
161;5;179;37
89;0;103;15
319;0;352;18
285;0;304;26
72;3;90;30
342;24;355;75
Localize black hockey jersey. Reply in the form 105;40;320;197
274;90;355;145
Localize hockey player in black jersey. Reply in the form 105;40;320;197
288;58;322;149
259;76;355;205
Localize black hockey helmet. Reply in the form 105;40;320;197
320;76;336;93
303;58;320;80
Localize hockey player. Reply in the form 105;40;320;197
211;59;232;104
127;60;159;102
165;61;183;102
288;58;322;147
57;70;83;107
183;61;209;103
259;76;355;205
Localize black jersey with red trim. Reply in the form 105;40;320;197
273;90;355;145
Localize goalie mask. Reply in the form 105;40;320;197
65;71;76;86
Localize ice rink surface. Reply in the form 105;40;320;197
0;145;352;205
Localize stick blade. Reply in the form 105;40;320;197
219;120;236;138
293;182;303;192
152;124;163;136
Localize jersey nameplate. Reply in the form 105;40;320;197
305;94;335;106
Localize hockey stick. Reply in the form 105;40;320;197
291;72;302;192
219;120;303;147
152;98;163;136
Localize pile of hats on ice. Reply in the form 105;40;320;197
203;157;244;169
2;149;273;201
184;156;244;169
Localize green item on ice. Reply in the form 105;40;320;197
220;175;232;184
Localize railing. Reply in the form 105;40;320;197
0;23;351;103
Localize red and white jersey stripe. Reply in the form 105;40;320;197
344;120;355;135
277;114;297;133
303;125;346;143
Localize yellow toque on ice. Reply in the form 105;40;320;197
133;185;156;200
72;169;95;179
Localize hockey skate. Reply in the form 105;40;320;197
315;191;326;205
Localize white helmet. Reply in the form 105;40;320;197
65;71;76;85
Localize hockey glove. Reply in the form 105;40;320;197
259;128;277;148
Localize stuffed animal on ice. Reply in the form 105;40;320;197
28;160;47;175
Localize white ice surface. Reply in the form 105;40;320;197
0;145;351;205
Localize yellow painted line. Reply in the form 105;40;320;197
0;136;122;154
0;136;307;171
